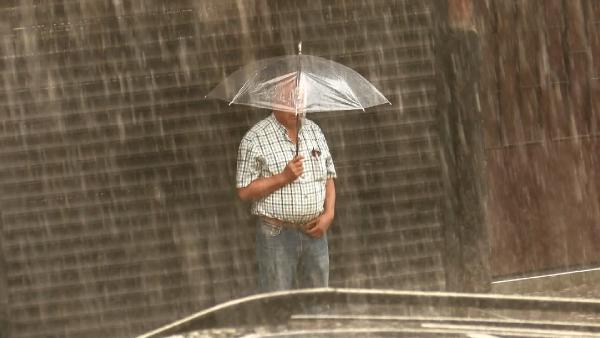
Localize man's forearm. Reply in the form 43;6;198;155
238;156;304;201
323;178;336;217
237;173;288;201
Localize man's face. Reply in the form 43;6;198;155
274;110;298;129
272;75;305;111
272;77;303;128
272;78;297;111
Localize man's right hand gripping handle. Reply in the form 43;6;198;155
237;156;304;201
282;156;304;183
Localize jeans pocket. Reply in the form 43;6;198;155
260;221;282;237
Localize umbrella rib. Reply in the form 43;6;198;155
302;72;363;111
344;84;365;111
229;70;259;106
329;72;365;111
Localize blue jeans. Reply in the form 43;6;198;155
256;219;329;293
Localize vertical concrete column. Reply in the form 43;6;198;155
0;215;8;337
434;0;492;293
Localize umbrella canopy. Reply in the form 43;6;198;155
206;52;390;114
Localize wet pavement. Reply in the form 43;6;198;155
492;270;600;299
137;288;600;338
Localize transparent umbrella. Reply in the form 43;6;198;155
206;42;391;154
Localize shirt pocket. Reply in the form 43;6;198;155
308;151;327;181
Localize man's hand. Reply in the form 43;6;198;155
282;156;304;183
303;212;334;238
237;155;305;201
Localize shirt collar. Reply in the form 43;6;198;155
268;113;288;136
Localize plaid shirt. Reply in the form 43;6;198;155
236;113;337;224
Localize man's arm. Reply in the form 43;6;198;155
322;178;336;219
305;178;336;238
237;156;304;201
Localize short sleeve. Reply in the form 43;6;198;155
314;126;337;179
236;137;262;188
324;148;337;179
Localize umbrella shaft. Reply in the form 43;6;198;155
295;113;300;156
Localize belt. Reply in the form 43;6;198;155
260;216;305;228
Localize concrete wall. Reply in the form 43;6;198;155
0;1;446;337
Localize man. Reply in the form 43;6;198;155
236;86;337;292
